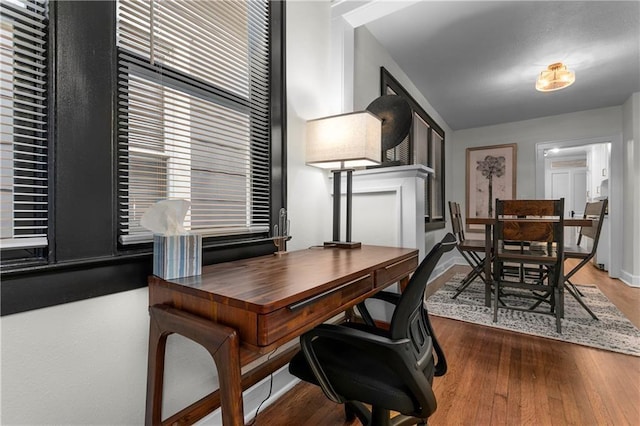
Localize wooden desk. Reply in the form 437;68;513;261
145;245;419;426
466;217;592;306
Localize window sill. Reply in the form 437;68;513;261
1;238;276;316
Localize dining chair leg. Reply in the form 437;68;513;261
565;274;598;319
565;284;598;320
551;267;563;333
566;279;585;297
493;268;500;324
554;285;562;333
452;260;485;299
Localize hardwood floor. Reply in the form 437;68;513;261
255;262;640;425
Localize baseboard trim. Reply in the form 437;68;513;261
196;365;300;425
619;269;640;287
431;258;456;282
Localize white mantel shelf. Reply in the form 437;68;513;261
353;164;434;179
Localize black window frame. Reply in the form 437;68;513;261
1;0;287;315
380;67;445;231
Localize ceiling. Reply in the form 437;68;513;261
355;1;640;130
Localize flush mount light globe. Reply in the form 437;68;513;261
535;62;576;92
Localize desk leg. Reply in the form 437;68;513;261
399;275;410;292
145;305;244;426
484;224;492;307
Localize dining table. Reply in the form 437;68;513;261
465;217;593;306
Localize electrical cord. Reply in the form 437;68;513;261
246;348;278;425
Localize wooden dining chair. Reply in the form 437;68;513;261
448;201;491;299
563;199;608;320
492;199;565;333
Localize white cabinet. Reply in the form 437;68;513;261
587;144;610;201
593;216;610;270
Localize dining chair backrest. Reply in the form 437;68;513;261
448;201;466;242
563;198;608;321
577;199;608;246
495;199;564;244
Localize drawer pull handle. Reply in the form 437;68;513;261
288;275;371;311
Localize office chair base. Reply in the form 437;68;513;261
344;401;428;426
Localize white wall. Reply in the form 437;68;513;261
451;106;622;203
352;25;455;255
451;105;639;284
1;289;150;425
0;2;336;425
622;93;640;282
285;0;335;251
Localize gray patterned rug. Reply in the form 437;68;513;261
426;274;640;356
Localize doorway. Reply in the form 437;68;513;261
535;136;621;278
545;157;588;245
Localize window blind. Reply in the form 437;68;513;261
117;0;271;244
0;0;48;250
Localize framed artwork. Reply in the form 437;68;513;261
466;143;517;231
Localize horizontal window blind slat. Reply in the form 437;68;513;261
0;236;47;250
1;0;48;251
116;0;272;103
117;0;270;244
4;30;46;51
1;0;47;20
2;54;47;71
3;98;47;112
154;2;250;65
0;7;46;32
0;134;47;143
5;70;47;87
117;84;253;133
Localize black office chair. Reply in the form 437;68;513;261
563;199;608;319
289;233;457;426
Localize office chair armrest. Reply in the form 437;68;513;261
356;291;400;327
300;323;427;405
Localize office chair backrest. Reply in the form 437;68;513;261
577;199;608;246
390;233;456;368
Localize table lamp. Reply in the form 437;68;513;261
306;111;382;248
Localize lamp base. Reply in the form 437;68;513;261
324;241;362;249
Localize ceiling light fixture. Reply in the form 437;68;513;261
535;62;575;92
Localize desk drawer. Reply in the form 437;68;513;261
257;274;373;346
374;255;418;287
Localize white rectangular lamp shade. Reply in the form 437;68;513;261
306;111;382;169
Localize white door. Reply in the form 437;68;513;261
546;167;587;244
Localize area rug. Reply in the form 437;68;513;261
426;274;640;357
